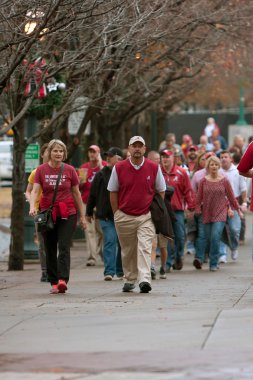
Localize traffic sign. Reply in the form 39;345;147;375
25;143;40;173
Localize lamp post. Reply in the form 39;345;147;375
23;14;42;260
24;115;39;260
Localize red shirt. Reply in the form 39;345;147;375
195;177;239;223
187;161;196;173
79;160;107;203
162;164;195;210
34;163;79;215
116;158;158;216
237;142;253;211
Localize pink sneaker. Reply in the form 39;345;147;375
50;284;59;294
58;280;67;293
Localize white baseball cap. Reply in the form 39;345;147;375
129;136;145;146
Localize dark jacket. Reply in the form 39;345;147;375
164;186;176;223
86;166;113;220
150;192;175;241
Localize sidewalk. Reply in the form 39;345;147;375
0;214;253;380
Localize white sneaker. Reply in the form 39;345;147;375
231;249;239;261
219;255;227;264
86;259;96;266
186;249;195;255
104;275;113;281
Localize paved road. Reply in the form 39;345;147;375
0;214;253;380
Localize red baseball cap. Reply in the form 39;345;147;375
188;145;198;151
160;149;174;157
88;145;100;153
204;151;215;159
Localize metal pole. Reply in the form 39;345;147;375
24;115;39;260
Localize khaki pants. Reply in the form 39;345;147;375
84;204;103;263
114;210;155;284
157;233;169;249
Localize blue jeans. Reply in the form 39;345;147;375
167;210;185;268
186;240;195;254
205;221;225;268
186;218;196;254
194;214;207;263
99;219;123;277
219;212;241;257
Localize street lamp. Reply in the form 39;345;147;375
23;13;44;260
24;10;44;34
24;20;37;35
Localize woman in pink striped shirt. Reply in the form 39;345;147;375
195;156;242;271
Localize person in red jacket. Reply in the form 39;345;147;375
237;142;253;260
237;141;253;211
79;145;107;266
160;149;195;270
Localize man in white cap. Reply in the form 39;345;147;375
108;136;166;293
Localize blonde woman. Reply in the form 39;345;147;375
195;156;242;271
29;139;86;294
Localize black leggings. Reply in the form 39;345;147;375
43;215;77;285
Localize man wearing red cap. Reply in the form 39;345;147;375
160;149;195;270
79;145;107;266
186;145;198;178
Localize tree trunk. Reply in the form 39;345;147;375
8;118;26;270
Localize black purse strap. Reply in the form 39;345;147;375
51;163;64;208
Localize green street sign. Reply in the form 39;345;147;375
25;143;40;173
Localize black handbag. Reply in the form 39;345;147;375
34;208;54;232
34;163;64;232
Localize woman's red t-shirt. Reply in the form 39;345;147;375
34;163;79;215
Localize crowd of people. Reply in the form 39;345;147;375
27;117;253;294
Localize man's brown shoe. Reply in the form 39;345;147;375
193;258;202;270
173;257;183;270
